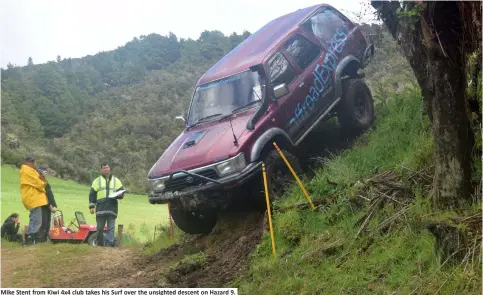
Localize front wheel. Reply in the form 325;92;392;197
337;78;375;134
168;200;218;235
264;149;302;202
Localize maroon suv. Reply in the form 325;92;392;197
147;3;375;234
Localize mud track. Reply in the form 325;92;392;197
60;210;265;288
1;124;358;288
67;124;355;288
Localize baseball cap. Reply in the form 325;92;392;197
37;165;47;175
25;155;36;162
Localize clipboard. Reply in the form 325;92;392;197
107;190;126;199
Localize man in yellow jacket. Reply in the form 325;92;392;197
20;156;51;245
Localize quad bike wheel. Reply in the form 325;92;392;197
87;231;107;246
168;199;218;235
337;78;375;135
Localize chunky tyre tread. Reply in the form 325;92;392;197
337;78;375;133
264;149;302;201
168;200;217;234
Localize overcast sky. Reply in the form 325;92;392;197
1;0;375;68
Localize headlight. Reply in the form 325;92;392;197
215;153;246;176
151;179;166;192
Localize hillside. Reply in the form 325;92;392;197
1;10;481;292
1;30;250;192
2;84;480;293
1;24;410;193
236;87;481;294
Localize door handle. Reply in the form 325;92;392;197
298;82;305;88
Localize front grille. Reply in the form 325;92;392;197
165;169;219;192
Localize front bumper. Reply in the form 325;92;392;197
148;162;262;204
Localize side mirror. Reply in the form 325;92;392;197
175;115;186;123
273;83;289;100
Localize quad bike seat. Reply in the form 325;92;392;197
75;211;87;225
53;215;64;227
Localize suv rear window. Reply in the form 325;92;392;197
268;52;296;86
303;7;351;47
284;35;321;70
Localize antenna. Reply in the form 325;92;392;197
229;116;238;146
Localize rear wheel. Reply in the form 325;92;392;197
168;200;218;235
337;78;375;135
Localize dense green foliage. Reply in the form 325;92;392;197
0;23;410;193
1;30;250;192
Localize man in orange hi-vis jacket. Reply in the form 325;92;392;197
19;155;50;245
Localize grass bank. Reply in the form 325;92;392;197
236;87;482;294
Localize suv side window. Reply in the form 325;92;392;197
303;7;351;47
284;35;321;70
268;52;296;86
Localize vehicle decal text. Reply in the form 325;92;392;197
288;28;347;127
198;72;244;91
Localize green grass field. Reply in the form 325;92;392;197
1;165;169;242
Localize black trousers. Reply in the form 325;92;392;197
45;183;57;208
3;234;22;243
36;205;51;242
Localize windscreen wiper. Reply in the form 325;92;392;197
229;87;263;116
219;100;262;121
195;113;223;123
188;113;223;129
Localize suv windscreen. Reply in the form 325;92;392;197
187;70;262;126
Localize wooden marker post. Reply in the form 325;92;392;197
23;225;28;243
117;224;123;247
168;201;174;240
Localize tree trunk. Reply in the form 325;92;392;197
371;1;474;209
430;56;472;208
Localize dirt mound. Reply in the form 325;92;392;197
93;209;266;288
163;211;265;288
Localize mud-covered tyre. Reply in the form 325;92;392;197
337;78;374;134
264;149;302;201
168;200;217;235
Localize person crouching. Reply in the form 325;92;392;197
1;213;22;243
